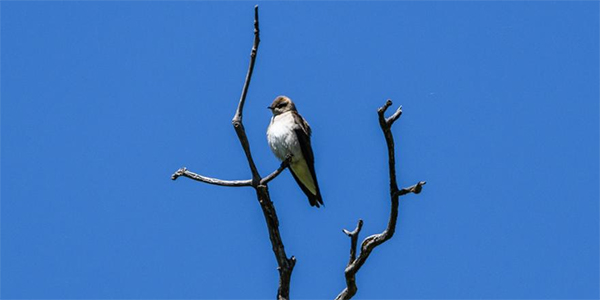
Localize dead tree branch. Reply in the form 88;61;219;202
335;100;427;300
233;5;262;186
171;158;291;187
261;157;292;185
171;6;295;300
342;219;363;266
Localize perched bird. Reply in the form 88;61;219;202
267;96;323;207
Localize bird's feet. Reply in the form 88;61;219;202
283;154;294;165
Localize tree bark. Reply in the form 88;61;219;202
335;100;426;300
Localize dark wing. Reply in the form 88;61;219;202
290;112;323;207
289;168;321;207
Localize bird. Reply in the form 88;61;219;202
266;95;323;207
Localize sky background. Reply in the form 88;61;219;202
1;1;598;299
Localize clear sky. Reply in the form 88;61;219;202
1;1;598;299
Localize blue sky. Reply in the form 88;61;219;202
1;1;598;299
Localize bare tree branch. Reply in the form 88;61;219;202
342;219;363;265
255;185;296;300
232;5;262;185
228;9;295;299
261;157;292;185
397;180;427;197
171;167;252;187
171;6;295;300
170;161;292;188
335;100;426;300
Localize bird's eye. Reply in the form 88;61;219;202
277;103;286;108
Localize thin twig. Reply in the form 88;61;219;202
232;5;262;184
233;6;260;122
342;219;363;265
171;167;252;187
397;181;427;197
170;164;292;188
386;105;403;125
335;100;426;300
260;157;292;186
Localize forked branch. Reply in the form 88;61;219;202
335;100;426;300
171;6;295;300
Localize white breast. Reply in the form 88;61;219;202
267;112;303;162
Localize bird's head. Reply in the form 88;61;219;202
268;95;296;116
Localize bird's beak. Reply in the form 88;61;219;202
267;106;273;110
